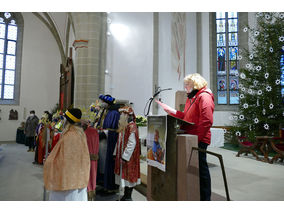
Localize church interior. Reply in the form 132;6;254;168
0;2;284;209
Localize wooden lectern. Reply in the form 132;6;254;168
147;91;200;201
147;122;200;200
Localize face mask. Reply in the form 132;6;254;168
101;102;108;108
30;113;35;117
187;89;199;99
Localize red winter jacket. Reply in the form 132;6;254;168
171;87;215;145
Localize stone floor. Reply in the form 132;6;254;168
1;142;284;201
207;146;284;201
0;142;146;201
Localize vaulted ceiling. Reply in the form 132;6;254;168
33;12;73;67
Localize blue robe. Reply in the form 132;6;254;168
103;107;120;190
152;141;161;154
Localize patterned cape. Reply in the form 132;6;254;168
114;122;140;183
43;124;90;191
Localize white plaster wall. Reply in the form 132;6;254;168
248;12;257;52
157;12;198;115
0;13;60;141
186;13;198;76
105;12;153;116
156;12;174;115
50;12;68;52
213;111;235;126
201;13;211;89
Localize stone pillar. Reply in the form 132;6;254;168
72;12;107;108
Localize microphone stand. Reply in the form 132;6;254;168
144;88;172;116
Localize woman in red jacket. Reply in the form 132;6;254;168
156;73;214;201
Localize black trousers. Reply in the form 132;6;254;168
198;142;211;201
26;136;35;150
34;142;38;163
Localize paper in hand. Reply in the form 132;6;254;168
155;99;168;110
155;99;176;114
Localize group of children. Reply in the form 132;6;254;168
32;111;64;165
33;94;141;201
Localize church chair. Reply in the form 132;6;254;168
269;137;284;164
236;136;260;161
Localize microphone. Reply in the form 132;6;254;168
152;88;172;98
144;87;173;116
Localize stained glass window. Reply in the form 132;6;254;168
8;25;17;40
216;20;226;33
5;55;15;69
229;33;238;46
0;59;2;99
229;47;238;60
281;51;284;103
3;85;14;99
4;13;11;19
228;12;238;18
7;41;16;55
216;12;239;105
217;34;226;47
0;24;5;38
0;12;18;101
0;39;4;53
0;54;3;68
5;70;15;84
216;12;226;19
10;20;16;25
228;19;238;32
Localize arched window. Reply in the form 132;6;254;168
0;12;23;105
210;12;248;111
281;51;284;102
216;12;239;105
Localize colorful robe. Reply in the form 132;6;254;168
114;122;141;187
37;124;51;164
43;124;90;192
102;106;120;190
85;126;100;192
50;131;61;152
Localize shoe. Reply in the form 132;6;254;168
116;195;126;201
88;191;93;201
124;187;133;201
27;149;31;152
32;161;38;165
100;189;116;196
116;195;133;201
124;198;133;201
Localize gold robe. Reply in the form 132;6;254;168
43;124;90;191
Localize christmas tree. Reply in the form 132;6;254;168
227;12;284;143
